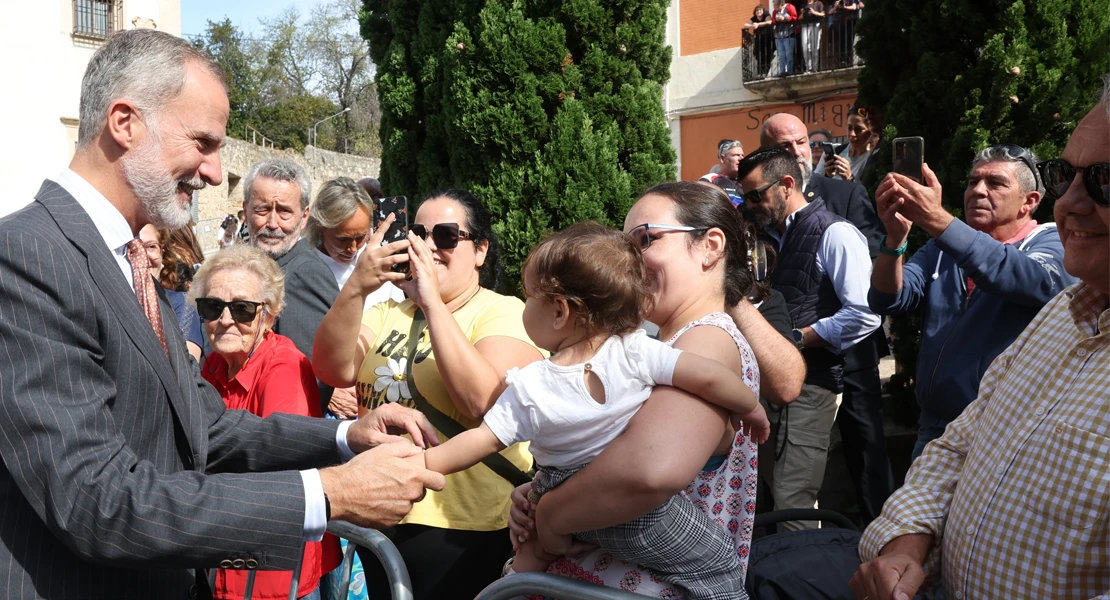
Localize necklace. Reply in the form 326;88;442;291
452;286;484;313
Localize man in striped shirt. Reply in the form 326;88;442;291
850;80;1110;600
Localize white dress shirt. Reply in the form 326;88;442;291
766;203;881;352
53;169;355;542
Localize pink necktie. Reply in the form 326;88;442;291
126;239;169;356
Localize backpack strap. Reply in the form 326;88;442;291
404;309;532;487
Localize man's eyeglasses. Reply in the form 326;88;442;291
991;144;1041;193
743;178;783;206
627;223;710;252
410;222;474;249
196;298;264;323
1037;159;1110;207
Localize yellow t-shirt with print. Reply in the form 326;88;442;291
357;288;538;531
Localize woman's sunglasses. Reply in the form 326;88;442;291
410;223;474;249
1036;159;1109;207
196;298;264;323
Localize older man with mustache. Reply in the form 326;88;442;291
243;159;341;411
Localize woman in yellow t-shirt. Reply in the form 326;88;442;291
313;188;543;600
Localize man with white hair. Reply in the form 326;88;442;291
852;79;1110;600
701;139;746;205
868;144;1074;460
243;159;339;364
0;29;443;599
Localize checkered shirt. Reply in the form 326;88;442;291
860;283;1110;599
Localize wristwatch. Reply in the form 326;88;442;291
791;328;805;349
879;234;909;257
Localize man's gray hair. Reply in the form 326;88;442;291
306;177;374;247
971;146;1042;195
243;159;312;210
78;29;226;148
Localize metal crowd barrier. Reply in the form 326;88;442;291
475;573;655;600
221;521;657;600
215;520;413;600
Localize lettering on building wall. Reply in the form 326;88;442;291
744;100;854;133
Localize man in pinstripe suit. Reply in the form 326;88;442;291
0;29;444;599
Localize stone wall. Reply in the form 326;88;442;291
193;138;380;253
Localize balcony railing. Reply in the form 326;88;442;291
742;14;861;82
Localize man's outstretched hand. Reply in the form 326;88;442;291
346;403;440;453
320;442;445;529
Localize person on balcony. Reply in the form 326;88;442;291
743;4;775;80
802;0;826;72
772;0;798;76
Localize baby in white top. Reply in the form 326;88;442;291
414;222;769;598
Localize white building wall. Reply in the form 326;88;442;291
0;0;179;218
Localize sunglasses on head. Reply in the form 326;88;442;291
196;298;264;323
991;144;1042;193
1037;159;1110;207
410;222;474;249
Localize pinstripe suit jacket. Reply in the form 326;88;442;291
0;181;345;599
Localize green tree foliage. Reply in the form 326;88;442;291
191;0;379;155
191;19;261;137
362;0;675;291
854;0;1109;419
857;0;1108;219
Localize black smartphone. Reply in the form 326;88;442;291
892;137;925;183
818;141;839;158
373;195;409;272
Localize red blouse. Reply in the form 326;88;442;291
202;332;341;600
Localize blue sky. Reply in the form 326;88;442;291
181;0;326;38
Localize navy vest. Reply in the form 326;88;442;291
770;198;847;392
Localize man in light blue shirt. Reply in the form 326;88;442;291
738;147;879;531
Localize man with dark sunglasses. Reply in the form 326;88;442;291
762;111;892;529
737;147;880;531
854;79;1110;600
869;144;1074;461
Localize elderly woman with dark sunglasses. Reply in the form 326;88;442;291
190;244;341;600
313;188;544;600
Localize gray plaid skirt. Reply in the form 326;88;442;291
532;465;747;600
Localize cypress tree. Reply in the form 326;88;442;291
361;0;675;292
854;0;1108;417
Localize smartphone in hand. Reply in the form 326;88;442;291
892;137;925;183
373;195;409;273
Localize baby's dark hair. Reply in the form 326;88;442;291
522;222;651;338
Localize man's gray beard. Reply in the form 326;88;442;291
123;132;205;230
252;225;300;259
799;159;813;189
